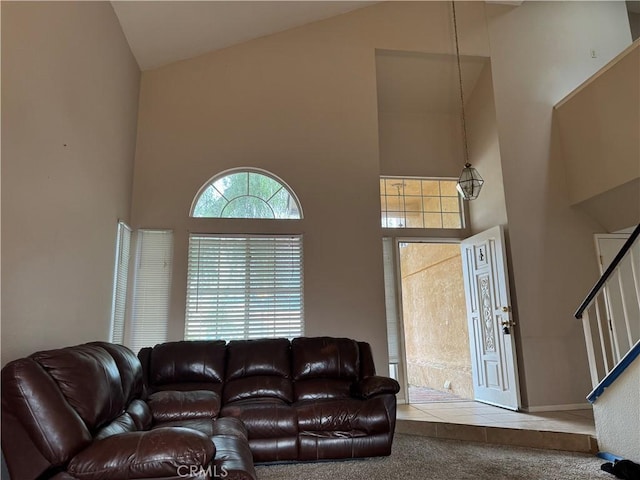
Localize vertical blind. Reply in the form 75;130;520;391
110;221;131;344
128;229;173;353
185;234;304;340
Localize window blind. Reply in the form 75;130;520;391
383;237;400;364
110;221;131;344
128;229;173;353
185;234;303;340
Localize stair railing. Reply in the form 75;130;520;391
575;224;640;388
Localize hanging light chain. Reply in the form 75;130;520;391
452;1;470;167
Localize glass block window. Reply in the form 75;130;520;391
380;177;463;229
191;169;302;219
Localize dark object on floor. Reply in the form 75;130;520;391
601;459;640;480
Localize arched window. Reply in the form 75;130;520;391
191;168;302;219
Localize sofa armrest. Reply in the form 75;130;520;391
148;390;220;423
351;376;400;399
67;428;214;480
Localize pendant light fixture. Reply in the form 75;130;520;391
452;1;484;201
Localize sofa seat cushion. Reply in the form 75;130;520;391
150;417;248;444
223;376;293;404
67;428;214;480
221;399;298;439
152;418;216;437
151;382;223;396
295;397;391;435
148;390;220;423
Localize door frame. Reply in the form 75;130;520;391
387;236;464;404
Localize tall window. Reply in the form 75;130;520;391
129;230;173;353
110;221;131;344
186;168;304;341
191;169;302;219
380;176;463;229
185;235;304;340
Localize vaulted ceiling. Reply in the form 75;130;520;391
111;1;377;70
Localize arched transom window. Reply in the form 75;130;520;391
191;169;302;219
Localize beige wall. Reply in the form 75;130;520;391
466;62;508;234
555;42;639;207
378;112;463;178
1;2;140;365
130;2;489;374
485;1;632;408
400;243;473;399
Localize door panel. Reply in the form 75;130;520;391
461;226;520;410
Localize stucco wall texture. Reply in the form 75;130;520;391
400;243;473;399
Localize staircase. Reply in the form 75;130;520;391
574;224;640;462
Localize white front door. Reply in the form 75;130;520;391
460;225;521;410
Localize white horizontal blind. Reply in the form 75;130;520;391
128;230;173;353
185;234;303;340
110;221;131;344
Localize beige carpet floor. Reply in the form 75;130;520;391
255;433;609;480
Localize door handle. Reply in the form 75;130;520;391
502;306;512;312
501;320;516;335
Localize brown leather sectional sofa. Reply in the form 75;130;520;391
2;336;400;480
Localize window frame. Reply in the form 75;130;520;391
109;221;132;344
189;167;304;220
380;175;465;230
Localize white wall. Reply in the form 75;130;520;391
1;1;140;365
593;356;640;462
486;1;633;408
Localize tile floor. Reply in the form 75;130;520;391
398;401;596;435
397;401;597;452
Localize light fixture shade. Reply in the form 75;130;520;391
456;163;484;200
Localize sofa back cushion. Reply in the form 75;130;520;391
32;344;126;431
291;337;360;401
1;357;93;471
148;340;226;390
223;338;293;403
90;342;144;405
